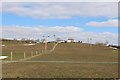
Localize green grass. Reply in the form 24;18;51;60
2;42;119;78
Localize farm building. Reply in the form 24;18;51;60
57;40;65;43
67;38;75;43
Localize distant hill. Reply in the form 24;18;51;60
0;38;13;41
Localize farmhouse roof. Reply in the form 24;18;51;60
68;38;74;40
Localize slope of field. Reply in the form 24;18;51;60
30;43;118;62
2;42;54;60
2;43;118;78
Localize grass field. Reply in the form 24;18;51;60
2;41;54;60
2;42;119;78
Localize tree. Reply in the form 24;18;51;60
21;38;26;41
53;35;56;38
56;38;61;42
41;39;46;43
105;40;109;44
36;39;40;42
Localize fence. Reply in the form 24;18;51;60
3;43;58;61
3;49;44;61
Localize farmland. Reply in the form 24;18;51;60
2;41;119;78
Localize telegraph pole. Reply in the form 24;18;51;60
88;37;92;47
53;35;56;46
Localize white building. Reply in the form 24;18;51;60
67;38;75;43
57;40;65;43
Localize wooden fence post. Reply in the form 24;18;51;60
24;52;26;59
31;51;33;56
11;51;13;61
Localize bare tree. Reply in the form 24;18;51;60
41;39;46;43
56;37;61;42
21;38;26;41
105;40;109;44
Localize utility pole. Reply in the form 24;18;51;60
88;37;92;47
90;37;92;47
53;35;56;46
88;37;90;44
90;37;92;44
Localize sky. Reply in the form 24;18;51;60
0;2;118;45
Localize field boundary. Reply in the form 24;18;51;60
2;53;42;64
49;43;58;53
2;43;59;64
2;60;120;63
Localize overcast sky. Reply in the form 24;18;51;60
1;2;118;45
